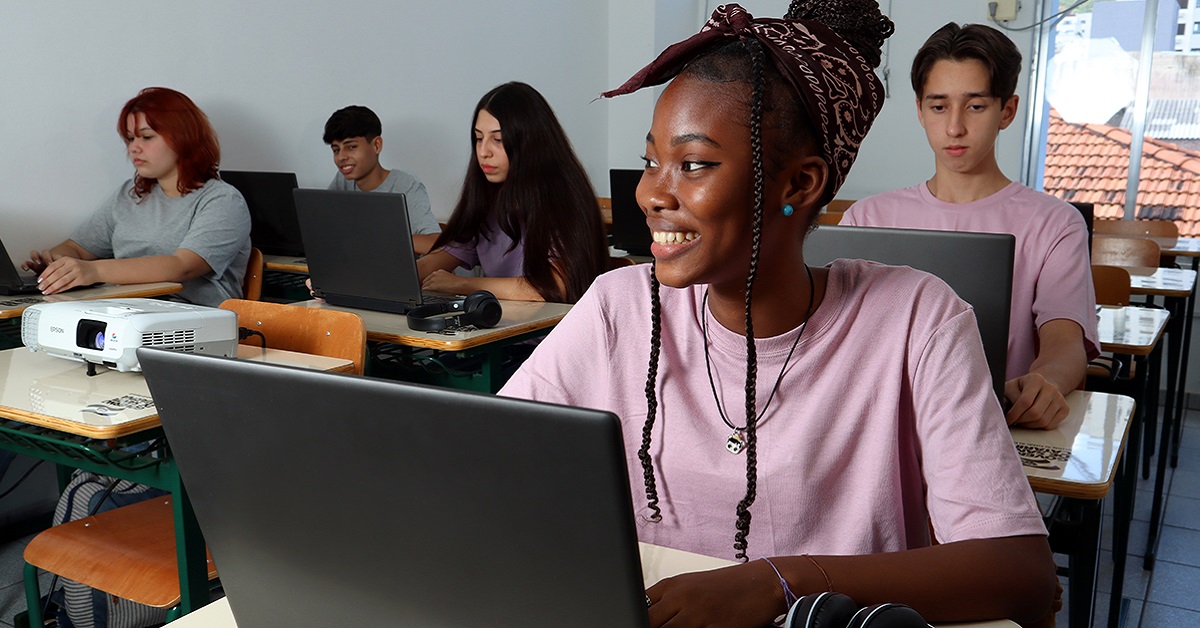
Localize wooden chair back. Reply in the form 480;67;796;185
826;199;855;213
219;299;367;375
1094;218;1178;240
817;211;844;225
242;247;264;300
607;255;637;271
1091;237;1161;269
1092;264;1132;306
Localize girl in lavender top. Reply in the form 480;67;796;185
417;82;608;303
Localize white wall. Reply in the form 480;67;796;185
839;0;1038;201
1;0;1045;265
0;1;609;259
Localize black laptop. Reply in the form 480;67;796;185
805;225;1015;401
609;169;651;256
220;171;304;257
0;236;40;295
138;349;649;628
293;189;450;314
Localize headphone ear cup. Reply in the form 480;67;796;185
461;290;502;328
785;592;860;628
845;603;929;628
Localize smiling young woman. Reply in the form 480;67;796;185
501;2;1056;626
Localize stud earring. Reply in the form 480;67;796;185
782;204;794;217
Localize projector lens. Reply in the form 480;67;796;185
76;319;108;350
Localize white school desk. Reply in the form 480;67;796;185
1012;390;1135;628
300;298;572;392
1120;266;1198;570
169;542;1018;628
0;282;183;320
0;346;353;617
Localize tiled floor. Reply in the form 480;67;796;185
0;414;1197;627
1052;409;1200;627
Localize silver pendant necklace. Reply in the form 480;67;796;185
702;264;815;454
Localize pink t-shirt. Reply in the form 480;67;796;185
844;182;1100;380
500;261;1045;561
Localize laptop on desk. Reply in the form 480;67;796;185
293;189;451;314
805;225;1014;401
138;349;650;628
220;171;304;257
0;236;41;295
609;169;651;256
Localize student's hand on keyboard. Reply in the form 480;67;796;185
36;257;100;295
1004;373;1070;430
422;269;466;295
304;277;324;301
21;249;57;274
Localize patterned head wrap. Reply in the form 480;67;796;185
602;4;885;205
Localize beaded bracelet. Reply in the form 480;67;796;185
760;557;800;612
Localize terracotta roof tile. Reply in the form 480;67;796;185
1045;109;1200;229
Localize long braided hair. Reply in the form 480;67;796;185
636;38;799;563
636;0;893;560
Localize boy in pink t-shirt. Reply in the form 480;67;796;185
845;23;1099;430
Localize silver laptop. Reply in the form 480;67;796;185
293;189;450;314
138;349;649;628
805;225;1014;401
0;236;40;296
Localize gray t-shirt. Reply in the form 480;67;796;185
71;179;251;306
327;168;441;235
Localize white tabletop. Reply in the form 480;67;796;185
301;298;572;350
1125;267;1196;297
1013;391;1135;499
170;544;1017;628
1097;304;1171;355
0;345;353;439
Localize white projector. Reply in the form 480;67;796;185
20;298;238;372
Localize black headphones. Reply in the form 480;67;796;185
406;290;502;332
786;593;930;628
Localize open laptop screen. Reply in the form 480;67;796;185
140;350;649;627
805;225;1014;402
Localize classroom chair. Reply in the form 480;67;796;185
608;255;637;271
219;299;367;375
242;247;264;301
816;211;844;225
1091;264;1132;307
23;496;212;625
1093;217;1179;240
22;302;368;624
1090;236;1162;269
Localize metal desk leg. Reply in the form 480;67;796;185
1108;354;1144;627
1171;258;1198;467
168;469;209;614
1054;498;1102;628
1145;299;1185;570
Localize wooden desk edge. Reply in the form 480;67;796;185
0;406;161;440
264;262;309;273
366;315;567;350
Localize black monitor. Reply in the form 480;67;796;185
609;169;651;256
221;170;303;257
